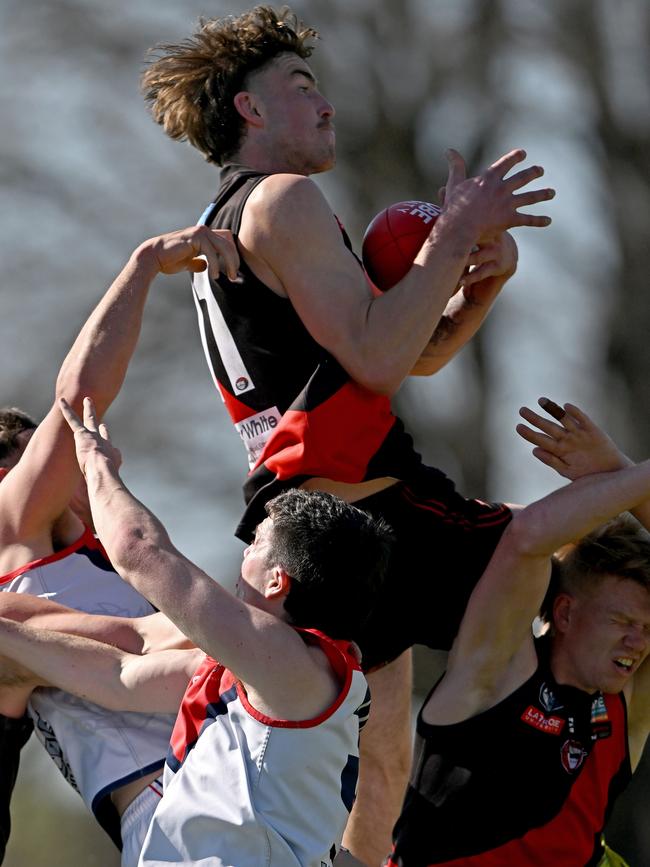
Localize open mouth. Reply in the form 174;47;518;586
613;657;634;673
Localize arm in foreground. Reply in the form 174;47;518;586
0;616;200;714
435;455;650;720
0;226;239;542
60;398;329;710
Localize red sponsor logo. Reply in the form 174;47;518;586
521;705;565;735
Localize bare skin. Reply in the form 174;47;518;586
427;405;650;768
0;225;238;820
210;49;555;866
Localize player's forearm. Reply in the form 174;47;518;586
410;276;505;376
358;215;475;393
511;460;650;558
0;616;140;710
55;245;160;414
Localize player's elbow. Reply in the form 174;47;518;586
499;509;553;560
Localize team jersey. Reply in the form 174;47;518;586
138;628;370;867
0;527;176;845
388;640;631;866
193;164;424;541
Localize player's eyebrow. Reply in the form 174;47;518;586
290;68;317;86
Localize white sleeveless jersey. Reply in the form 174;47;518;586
139;628;371;867
0;527;176;839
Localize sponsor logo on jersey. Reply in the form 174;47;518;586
235;376;249;392
521;705;565;735
539;681;563;712
560;739;588;773
235;407;282;469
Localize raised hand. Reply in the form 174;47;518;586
460;231;518;290
443;148;555;241
136;225;240;282
516;397;629;480
59;397;121;478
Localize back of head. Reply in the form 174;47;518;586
142;5;318;166
0;407;37;468
264;489;394;641
544;515;650;620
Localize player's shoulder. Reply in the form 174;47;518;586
247;173;333;224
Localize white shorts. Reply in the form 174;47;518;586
120;777;164;867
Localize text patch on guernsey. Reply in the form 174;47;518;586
236;407;283;469
192;269;255;396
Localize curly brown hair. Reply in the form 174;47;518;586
142;6;319;166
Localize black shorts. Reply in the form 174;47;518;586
353;466;512;671
0;713;33;863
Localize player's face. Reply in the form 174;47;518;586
560;576;650;693
236;517;276;607
248;52;336;175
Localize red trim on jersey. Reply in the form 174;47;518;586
0;526;101;586
387;694;627;866
170;629;362;767
0;468;9;482
400;485;511;529
235;629;359;728
258;382;395;482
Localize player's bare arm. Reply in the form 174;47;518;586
427;457;650;726
0;226;239;554
411;232;518;375
0;616;202;714
0;592;192;654
61;397;343;721
240;149;553;396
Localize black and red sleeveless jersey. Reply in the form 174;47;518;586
193;165;424;541
388;640;631;866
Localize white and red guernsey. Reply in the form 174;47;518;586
138;628;370;867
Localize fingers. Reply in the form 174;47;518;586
516;422;557;451
518;406;568;440
488;148;528;178
58;397;84;433
531;448;571;479
444;148;467;192
82;397;100;433
201;228;240;282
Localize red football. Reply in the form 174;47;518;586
362;200;442;291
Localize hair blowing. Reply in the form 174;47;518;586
142;6;318;166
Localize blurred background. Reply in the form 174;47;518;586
1;0;650;863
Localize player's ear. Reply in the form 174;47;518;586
233;91;264;127
552;593;573;634
266;567;292;599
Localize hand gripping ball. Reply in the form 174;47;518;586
362;200;442;291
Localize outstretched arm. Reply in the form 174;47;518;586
0;226;239;543
59;398;332;714
0;593;192;655
517;398;650;530
434;455;650;721
0;617;200;713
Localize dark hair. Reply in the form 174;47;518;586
264;489;394;641
142;5;318;165
542;514;650;621
0;408;37;467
